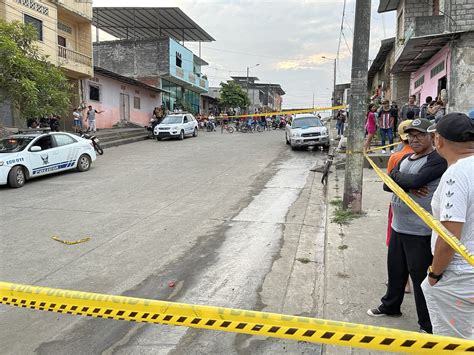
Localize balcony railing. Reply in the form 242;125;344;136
58;46;92;67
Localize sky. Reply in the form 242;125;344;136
93;0;396;109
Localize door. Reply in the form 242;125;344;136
120;93;130;122
52;134;78;169
29;136;61;177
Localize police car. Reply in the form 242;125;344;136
0;129;97;188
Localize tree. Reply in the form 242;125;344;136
0;20;70;123
219;81;250;111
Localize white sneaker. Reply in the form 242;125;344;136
381;149;386;154
390;150;395;154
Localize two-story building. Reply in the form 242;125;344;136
378;0;474;113
91;7;213;115
0;0;93;127
229;77;285;112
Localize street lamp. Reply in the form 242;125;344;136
247;63;260;112
322;56;337;111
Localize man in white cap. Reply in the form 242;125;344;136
422;112;474;339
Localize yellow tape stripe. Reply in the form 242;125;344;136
1;282;473;353
367;142;400;152
364;153;474;267
51;236;91;245
219;105;347;119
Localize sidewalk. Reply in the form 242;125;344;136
322;166;419;354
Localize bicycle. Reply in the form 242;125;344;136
222;123;234;134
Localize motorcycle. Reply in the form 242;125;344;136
79;130;103;155
145;117;159;139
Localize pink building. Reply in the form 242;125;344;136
409;45;450;105
82;67;163;129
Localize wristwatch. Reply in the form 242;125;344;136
428;266;443;281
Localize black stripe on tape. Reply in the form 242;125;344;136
163;315;173;321
466;346;474;351
129;312;138;318
285;328;297;335
220;321;231;328
422;342;437;349
360;336;375;344
303;330;316;337
252;324;264;332
268;326;280;333
151;314;160;320
190;318;201;324
401;340;416;347
444;344;460;351
206;320;216;326
380;338;395;345
236;323;247;329
340;334;354;341
177;317;187;323
321;332;335;339
142;313;150;319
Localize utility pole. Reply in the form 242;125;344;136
332;58;337;112
312;92;315;109
246;66;249;112
343;0;371;213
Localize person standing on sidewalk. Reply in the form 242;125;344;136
378;100;395;153
400;95;420;121
86;105;103;133
421;113;474;339
364;104;377;152
368;118;447;334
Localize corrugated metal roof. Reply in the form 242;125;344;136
378;0;400;13
93;7;215;42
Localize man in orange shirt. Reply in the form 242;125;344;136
387;120;414;173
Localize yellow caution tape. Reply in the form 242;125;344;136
367;142;400;152
364;153;474;267
51;236;91;245
217;105;347;119
1;282;473;353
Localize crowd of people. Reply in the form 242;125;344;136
361;109;474;340
363;93;451;153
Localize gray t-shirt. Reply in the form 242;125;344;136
87;109;96;121
431;156;474;272
391;155;441;236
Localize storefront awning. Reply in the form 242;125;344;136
391;33;454;73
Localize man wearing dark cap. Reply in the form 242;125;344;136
421;112;474;339
368;118;447;334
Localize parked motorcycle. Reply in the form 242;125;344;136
79;130;103;155
145;117;159;139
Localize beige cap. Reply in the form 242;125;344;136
398;120;413;140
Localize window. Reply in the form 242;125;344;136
134;96;141;109
58;22;72;34
54;134;76;147
58;36;66;47
24;14;43;41
431;61;445;78
32;136;53;151
414;75;425;89
176;52;182;68
89;85;100;101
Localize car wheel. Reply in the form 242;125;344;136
76;154;91;172
193;128;198;137
8;166;26;188
286;134;290;145
179;130;184;140
291;144;297;151
323;143;330;151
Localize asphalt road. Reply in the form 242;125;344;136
0;129;327;354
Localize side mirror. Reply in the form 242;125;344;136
30;146;42;152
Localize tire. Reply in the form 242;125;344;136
227;126;234;134
94;141;104;155
257;125;263;133
286;134;290;145
193;128;198;137
8;166;26;188
157;137;162;141
241;126;248;133
179;130;184;140
323;143;330;151
76;154;91;172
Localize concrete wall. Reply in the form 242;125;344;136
448;32;474;114
390;72;411;105
94;38;170;85
410;45;451;103
83;74;161;129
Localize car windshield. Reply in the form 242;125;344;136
0;136;34;153
292;117;322;129
161;116;183;124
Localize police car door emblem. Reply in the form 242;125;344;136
41;154;48;164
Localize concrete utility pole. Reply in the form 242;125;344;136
343;0;371;213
